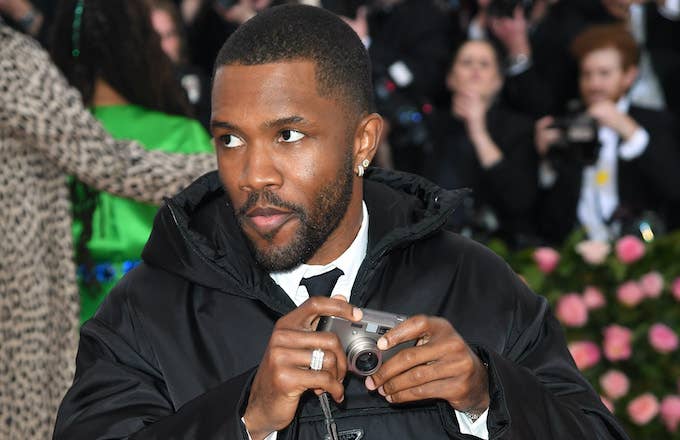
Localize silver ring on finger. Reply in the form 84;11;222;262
310;348;325;371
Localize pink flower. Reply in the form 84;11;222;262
568;341;601;370
616;281;645;307
556;293;588;327
672;278;680;302
660;395;680;432
648;323;679;354
601;396;615;414
627;393;660;426
575;240;611;265
639;271;664;298
533;247;560;274
603;325;633;361
599;370;630;400
583;286;606;310
615;235;645;264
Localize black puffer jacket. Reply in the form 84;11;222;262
54;168;629;440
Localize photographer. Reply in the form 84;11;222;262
424;39;538;248
508;0;680;118
447;0;556;118
341;0;454;174
534;24;680;244
54;6;629;440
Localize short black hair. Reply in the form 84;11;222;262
214;5;374;115
50;0;191;117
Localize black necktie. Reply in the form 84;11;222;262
299;268;344;297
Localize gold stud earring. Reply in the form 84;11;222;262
362;159;370;168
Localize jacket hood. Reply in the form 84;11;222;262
142;168;468;315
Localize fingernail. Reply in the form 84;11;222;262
377;337;387;350
331;295;348;302
365;376;375;390
378;386;386;396
353;307;363;320
385;395;393;403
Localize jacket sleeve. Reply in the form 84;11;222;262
53;282;253;440
480;112;538;216
622;111;680;202
477;315;628;439
0;28;215;206
452;255;629;440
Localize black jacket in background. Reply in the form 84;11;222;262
423;104;538;246
537;106;680;244
54;169;629;439
367;0;453;106
504;1;680;119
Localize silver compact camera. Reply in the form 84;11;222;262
317;308;415;376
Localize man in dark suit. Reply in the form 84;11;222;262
497;0;680;119
53;6;630;440
534;23;680;244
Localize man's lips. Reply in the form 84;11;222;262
245;206;295;235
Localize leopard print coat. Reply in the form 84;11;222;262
0;25;216;439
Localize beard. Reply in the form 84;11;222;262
235;150;355;272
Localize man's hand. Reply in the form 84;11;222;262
364;315;489;416
489;6;531;58
453;90;488;135
535;116;560;157
242;296;362;440
341;6;369;41
214;0;256;24
587;101;639;141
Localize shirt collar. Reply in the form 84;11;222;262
269;201;369;302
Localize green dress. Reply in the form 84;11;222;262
73;104;213;323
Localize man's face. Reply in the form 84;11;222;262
211;61;362;272
579;47;635;106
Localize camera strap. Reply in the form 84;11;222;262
319;392;340;440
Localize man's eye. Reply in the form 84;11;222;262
219;134;244;149
278;129;305;143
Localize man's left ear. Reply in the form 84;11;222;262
623;66;639;90
353;112;383;166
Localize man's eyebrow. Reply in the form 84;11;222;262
210;116;310;135
262;115;307;129
210;120;238;134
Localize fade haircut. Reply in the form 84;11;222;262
213;4;375;115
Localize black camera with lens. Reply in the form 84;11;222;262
316;308;416;376
548;112;601;166
488;0;534;18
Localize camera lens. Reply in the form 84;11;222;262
355;351;379;373
347;338;383;376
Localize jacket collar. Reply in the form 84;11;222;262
142;168;468;315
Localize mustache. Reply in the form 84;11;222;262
235;190;304;218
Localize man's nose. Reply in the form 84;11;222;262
238;143;283;192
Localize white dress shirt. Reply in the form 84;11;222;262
629;4;666;110
577;98;649;241
245;202;489;439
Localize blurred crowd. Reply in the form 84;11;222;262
2;0;680;252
